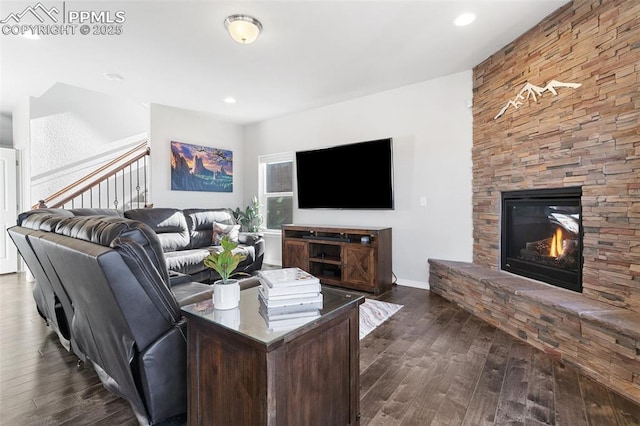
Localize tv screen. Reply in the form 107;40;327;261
295;138;394;209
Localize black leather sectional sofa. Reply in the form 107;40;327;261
7;207;265;425
125;207;264;283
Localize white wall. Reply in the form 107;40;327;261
149;103;245;209
0;113;13;148
12;99;31;214
243;70;474;288
12;99;31;273
29;84;148;205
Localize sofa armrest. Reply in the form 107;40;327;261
168;270;193;287
171;281;213;306
238;232;263;246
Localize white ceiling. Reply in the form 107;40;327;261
1;0;568;125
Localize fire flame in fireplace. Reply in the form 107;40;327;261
549;227;564;258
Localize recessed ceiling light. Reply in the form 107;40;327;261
103;72;124;81
454;13;476;27
224;97;237;104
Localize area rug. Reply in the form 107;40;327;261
359;299;403;340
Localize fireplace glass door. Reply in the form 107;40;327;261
501;187;582;292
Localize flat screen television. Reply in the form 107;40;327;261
295;138;394;209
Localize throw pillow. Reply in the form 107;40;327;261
212;222;240;245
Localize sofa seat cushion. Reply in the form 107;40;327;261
164;244;256;282
164;249;211;275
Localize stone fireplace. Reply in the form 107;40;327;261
430;0;640;406
501;187;582;292
471;0;639;314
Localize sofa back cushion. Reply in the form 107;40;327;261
20;211;73;232
17;208;73;225
70;208;124;217
183;208;237;248
22;214;171;286
125;208;191;252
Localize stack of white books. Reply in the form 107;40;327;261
258;268;323;331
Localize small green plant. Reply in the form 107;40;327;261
203;236;247;283
234;196;263;232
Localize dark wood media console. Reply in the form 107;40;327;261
282;224;392;295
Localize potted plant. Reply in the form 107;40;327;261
234;196;263;232
204;236;247;310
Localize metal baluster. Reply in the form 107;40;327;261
136;158;141;208
144;155;148;206
129;164;133;211
113;172;118;210
122;169;125;212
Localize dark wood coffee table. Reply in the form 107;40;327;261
181;285;364;425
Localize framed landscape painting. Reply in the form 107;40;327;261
171;141;233;192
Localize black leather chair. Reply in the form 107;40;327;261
10;213;213;424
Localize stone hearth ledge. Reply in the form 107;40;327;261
428;259;640;405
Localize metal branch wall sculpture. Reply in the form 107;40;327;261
494;80;582;120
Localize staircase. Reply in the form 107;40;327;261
35;142;151;212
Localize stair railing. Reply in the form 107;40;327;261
34;141;151;212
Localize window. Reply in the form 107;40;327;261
259;153;293;231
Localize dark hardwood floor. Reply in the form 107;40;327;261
1;272;639;425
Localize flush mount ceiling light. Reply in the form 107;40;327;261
224;14;262;44
454;13;476;26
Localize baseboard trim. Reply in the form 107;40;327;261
395;278;429;290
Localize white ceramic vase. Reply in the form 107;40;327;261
213;279;240;310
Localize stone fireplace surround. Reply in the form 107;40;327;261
430;0;639;404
